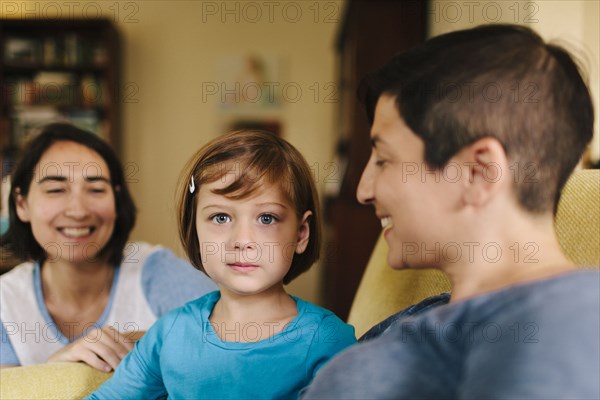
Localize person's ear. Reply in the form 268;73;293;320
456;137;509;207
14;188;31;222
295;210;312;254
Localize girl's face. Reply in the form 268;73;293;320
195;173;311;297
15;141;117;265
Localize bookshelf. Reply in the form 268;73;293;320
0;18;120;154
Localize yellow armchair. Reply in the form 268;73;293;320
0;362;111;399
348;169;600;338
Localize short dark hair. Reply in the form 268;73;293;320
361;24;594;212
176;130;321;284
1;123;136;266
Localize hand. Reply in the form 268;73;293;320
48;326;142;372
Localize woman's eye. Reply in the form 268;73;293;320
375;159;386;167
259;214;277;225
211;214;231;224
45;188;65;194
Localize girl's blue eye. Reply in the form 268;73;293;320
212;214;230;224
259;214;276;225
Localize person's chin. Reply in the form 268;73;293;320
387;252;411;270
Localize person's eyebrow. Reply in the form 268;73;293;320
85;176;112;184
256;202;289;209
201;204;229;211
37;176;112;184
38;176;66;184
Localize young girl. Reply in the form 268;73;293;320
89;130;356;399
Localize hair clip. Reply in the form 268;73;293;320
189;175;196;194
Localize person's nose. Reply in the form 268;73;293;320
357;155;375;205
228;220;256;251
64;191;90;219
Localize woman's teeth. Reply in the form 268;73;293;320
62;227;92;237
381;217;392;229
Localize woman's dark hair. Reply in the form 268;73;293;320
1;123;136;266
361;24;594;213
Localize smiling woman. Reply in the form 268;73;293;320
0;123;216;371
15;141;117;267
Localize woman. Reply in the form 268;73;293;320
0;123;216;371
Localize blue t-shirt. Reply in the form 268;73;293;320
0;245;217;366
303;270;600;399
89;291;356;399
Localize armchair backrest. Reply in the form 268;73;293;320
347;169;600;337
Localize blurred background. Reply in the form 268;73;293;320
1;0;598;320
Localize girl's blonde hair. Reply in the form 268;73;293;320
176;130;321;284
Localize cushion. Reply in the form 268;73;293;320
0;362;112;399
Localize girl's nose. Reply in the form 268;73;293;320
229;221;256;251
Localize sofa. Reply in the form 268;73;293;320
1;170;598;399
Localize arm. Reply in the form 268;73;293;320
1;316;140;371
87;312;175;399
48;327;136;372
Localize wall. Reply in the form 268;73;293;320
118;1;341;304
1;0;344;303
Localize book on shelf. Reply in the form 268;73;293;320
10;105;61;147
3;37;41;65
10;105;102;149
3;73;105;107
4;34;107;67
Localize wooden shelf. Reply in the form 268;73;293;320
0;18;121;154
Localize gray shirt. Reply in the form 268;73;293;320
303;270;600;399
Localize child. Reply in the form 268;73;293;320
89;130;356;399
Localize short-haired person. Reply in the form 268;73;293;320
303;24;599;399
88;130;356;399
0;123;216;371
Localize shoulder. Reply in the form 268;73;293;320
295;297;352;329
0;262;36;302
138;241;216;316
159;291;220;323
360;292;451;342
463;270;600;323
302;329;407;398
148;291;220;337
126;242;164;266
139;241;209;283
293;297;356;348
393;270;600;360
0;262;35;286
